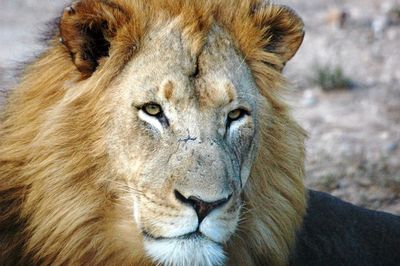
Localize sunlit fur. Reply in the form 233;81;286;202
0;0;306;265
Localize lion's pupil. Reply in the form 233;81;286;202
228;109;242;120
144;104;161;116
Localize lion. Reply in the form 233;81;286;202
0;0;399;266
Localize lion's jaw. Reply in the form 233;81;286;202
107;21;260;265
144;237;225;266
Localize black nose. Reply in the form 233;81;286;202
174;190;232;223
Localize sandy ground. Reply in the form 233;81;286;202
282;0;400;214
1;0;400;214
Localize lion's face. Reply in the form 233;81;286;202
0;1;306;265
107;22;261;265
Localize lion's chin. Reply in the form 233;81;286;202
144;235;226;266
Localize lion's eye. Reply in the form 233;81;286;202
143;103;162;116
228;109;246;121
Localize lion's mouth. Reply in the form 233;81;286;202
142;230;222;245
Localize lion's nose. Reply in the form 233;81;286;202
174;190;232;223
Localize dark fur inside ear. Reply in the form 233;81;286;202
254;4;305;69
72;21;110;74
59;0;129;76
81;22;110;72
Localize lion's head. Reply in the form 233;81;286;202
0;0;306;265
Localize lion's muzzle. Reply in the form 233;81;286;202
174;190;232;224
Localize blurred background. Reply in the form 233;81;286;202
1;0;399;214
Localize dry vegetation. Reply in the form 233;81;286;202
1;0;399;214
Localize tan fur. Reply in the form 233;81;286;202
0;0;306;265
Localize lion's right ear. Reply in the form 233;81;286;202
59;0;130;76
252;4;305;70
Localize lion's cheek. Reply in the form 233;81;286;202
227;122;258;186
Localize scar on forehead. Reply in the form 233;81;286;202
161;80;174;100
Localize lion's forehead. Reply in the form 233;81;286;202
118;21;258;112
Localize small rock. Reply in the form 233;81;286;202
380;131;390;140
385;142;399;153
325;8;349;28
302;89;318;107
372;15;390;38
357;177;372;187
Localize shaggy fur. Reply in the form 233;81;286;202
0;0;306;265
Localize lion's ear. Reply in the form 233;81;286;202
59;0;130;76
253;4;305;69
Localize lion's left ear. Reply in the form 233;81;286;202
59;0;130;76
253;4;305;68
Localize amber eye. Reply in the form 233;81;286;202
142;103;162;116
228;109;245;121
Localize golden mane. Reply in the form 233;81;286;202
0;0;306;265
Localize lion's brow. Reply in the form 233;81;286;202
162;80;174;100
225;83;237;103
